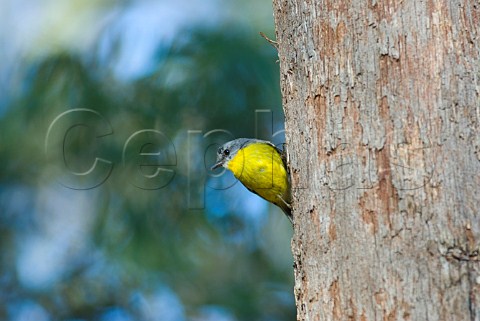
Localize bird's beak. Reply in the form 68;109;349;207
211;161;223;171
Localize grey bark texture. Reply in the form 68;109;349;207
272;0;480;320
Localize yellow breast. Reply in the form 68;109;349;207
226;143;290;206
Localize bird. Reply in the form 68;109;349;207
211;138;292;223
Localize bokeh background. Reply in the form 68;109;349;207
0;0;294;320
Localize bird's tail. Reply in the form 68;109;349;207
277;195;293;224
281;205;293;224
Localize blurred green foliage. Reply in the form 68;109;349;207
0;5;294;321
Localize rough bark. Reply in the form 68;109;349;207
272;0;480;320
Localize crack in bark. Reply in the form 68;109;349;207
444;247;480;262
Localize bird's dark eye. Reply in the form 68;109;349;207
223;149;230;156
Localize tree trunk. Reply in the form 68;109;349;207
272;0;480;320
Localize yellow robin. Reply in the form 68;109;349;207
211;138;292;222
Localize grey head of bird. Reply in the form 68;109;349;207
211;138;267;170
